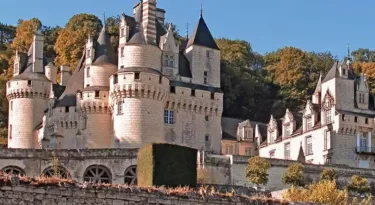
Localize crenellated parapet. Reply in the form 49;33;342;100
77;99;111;115
110;82;168;102
166;94;221;116
6;80;51;100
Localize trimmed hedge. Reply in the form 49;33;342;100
137;143;197;188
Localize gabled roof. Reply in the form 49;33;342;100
92;27;117;66
187;17;219;50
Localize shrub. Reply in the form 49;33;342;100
197;168;209;184
245;156;270;186
137;143;197;188
283;180;348;205
320;168;338;182
347;175;371;194
282;163;304;186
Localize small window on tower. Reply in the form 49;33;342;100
9;125;12;140
121;47;124;57
164;55;169;66
191;90;195;97
86;67;90;77
204;71;208;84
27;80;32;86
10;101;13;111
206;50;210;58
95;91;100;98
170;86;176;93
169;55;174;67
159;76;162;84
114;75;118;84
120;28;125;37
355;116;358;123
365;118;369;124
211;92;215;100
134;72;140;80
65;106;69;113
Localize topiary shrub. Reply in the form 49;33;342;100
320;168;338;182
137;143;197;188
282;163;304;186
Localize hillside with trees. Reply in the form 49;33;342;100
0;15;373;145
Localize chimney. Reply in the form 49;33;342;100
32;33;44;73
45;63;58;84
142;0;157;44
60;66;71;86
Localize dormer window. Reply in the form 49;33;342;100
244;128;252;139
342;69;346;75
306;116;313;131
86;67;90;77
326;109;332;124
284;125;291;137
359;93;365;103
163;55;174;67
120;28;125;37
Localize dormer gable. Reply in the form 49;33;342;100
357;73;370;110
282;109;295;138
267;115;279;144
159;24;179;53
339;60;350;79
303;100;318;132
237;120;254;142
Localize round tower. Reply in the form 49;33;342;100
77;27;117;148
110;30;168;148
7;74;51;148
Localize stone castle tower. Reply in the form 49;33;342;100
7;0;223;153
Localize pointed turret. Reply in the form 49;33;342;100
186;14;219;50
92;27;117;66
312;72;322;104
322;61;340;83
297;143;305;163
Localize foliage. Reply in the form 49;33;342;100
245;156;270;186
42;26;61;61
282;163;304;186
55;13;102;69
137;144;197;188
106;16;120;51
320;168;338;182
347;175;371;194
0;23;16;45
11;18;42;52
283;180;348;205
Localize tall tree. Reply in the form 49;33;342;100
11;18;42;52
55;14;102;69
42;26;62;62
106;16;120;52
0;23;16;45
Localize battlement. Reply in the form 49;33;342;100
6;80;51;100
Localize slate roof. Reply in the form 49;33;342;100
187;16;219;50
54;50;85;107
52;84;66;99
322;60;355;83
92;27;117;66
179;53;192;78
221;117;267;141
170;80;222;93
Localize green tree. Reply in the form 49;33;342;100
352;48;375;63
246;156;270;186
42;26;62;61
282;163;304;186
320;168;338;182
0;23;16;45
106;16;120;52
55;13;102;69
347;175;371;194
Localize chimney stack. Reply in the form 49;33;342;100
32;33;44;73
60;66;71;86
142;0;157;44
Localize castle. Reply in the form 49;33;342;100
6;0;223;153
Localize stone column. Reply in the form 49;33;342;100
368;132;372;152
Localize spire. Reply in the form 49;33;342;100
314;72;323;94
297;142;305;163
92;27;117;65
186;23;189;39
186;12;219;50
200;4;203;18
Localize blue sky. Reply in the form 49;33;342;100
1;0;375;59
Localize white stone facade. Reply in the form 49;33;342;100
7;0;223;154
257;60;375;169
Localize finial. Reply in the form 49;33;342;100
186;23;189;39
103;10;106;28
200;4;203;18
347;41;351;60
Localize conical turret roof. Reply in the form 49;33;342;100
187;16;219;50
92;27;117;66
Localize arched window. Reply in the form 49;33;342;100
42;166;70;178
2;166;25;176
124;166;137;185
83;165;111;184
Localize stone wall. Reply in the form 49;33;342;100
0;184;310;205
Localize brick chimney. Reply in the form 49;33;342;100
142;0;157;44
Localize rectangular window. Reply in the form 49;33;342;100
244;129;251;139
120;28;124;37
269;149;275;158
306;117;313;131
342;69;346;75
365;118;369;124
360;134;368;151
225;145;233;155
326;110;332;124
170;86;176;93
164;55;169;66
359;94;365;103
355;116;358;123
121;47;124;57
114;75;118;84
324;130;330;150
191;89;195;97
245;148;251;156
27;80;32;86
117;101;123;115
159;76;162;84
9;125;12;139
306;136;313;155
164;109;174;124
211;92;215;100
10;101;13;111
86;67;90;77
169;55;174;67
206;50;210;58
342;114;345;121
284;143;291;159
65;106;69;113
204;71;208;84
95;91;100;98
134;72;140;80
284;125;291;137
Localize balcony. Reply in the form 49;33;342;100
356;146;375;154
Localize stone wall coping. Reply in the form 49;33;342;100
0;148;139;159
